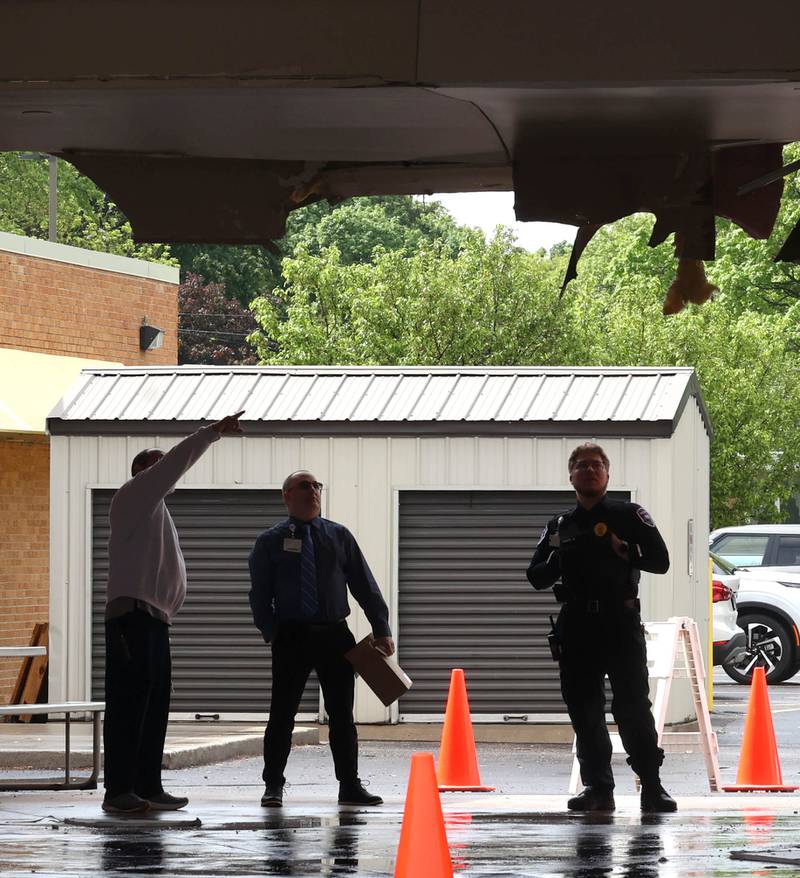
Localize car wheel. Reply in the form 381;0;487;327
722;613;795;685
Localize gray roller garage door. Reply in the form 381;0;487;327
91;488;319;718
398;489;627;719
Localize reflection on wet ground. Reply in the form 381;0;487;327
3;799;800;877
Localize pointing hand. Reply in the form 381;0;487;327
212;411;245;435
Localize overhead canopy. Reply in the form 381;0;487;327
47;365;712;439
0;348;121;435
2;1;799;261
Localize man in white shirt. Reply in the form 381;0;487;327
102;411;244;814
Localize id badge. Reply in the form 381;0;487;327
283;538;302;553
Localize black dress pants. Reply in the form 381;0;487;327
263;620;358;785
103;609;171;798
557;605;664;791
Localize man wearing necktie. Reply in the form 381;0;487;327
249;470;395;808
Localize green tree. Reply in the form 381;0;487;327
250;231;567;366
251;218;800;527
171;242;282;306
284;196;477;264
570;214;800;527
173;195;478;305
0;153;174;265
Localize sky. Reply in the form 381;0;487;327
428;192;577;253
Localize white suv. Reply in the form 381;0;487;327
709;525;800;572
710;525;800;684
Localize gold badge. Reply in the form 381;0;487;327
593;522;608;537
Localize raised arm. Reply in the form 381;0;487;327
112;412;244;519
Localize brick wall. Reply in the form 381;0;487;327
0;245;178;702
0;436;50;699
0;250;177;364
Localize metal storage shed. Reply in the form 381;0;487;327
47;365;711;725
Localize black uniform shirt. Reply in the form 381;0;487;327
526;495;670;600
248;515;392;642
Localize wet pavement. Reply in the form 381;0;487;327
2;673;800;876
4;790;800;877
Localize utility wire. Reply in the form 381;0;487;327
177;328;253;338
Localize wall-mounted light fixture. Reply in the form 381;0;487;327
139;316;165;351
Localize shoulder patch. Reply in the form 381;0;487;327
536;526;549;547
636;507;656;527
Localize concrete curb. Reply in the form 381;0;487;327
0;726;318;771
162;727;318;770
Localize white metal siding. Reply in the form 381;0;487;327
50;429;707;725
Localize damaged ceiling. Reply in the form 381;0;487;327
3;0;800;305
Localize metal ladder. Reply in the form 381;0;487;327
568;616;721;793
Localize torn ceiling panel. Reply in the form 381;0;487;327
64;155;311;245
515;144;784;259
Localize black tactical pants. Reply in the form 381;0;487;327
263;620;358;785
557;604;664;791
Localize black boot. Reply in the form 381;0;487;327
640;783;677;813
260;780;284;807
567;787;615;812
338;779;383;806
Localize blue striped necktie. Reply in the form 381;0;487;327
299;523;320;619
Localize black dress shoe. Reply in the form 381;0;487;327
338;779;383;806
640;784;677;813
101;792;150;814
567;787;616;812
141;791;189;811
261;781;284;807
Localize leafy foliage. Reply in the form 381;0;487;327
250;230;566;366
179;274;259;365
251;212;800;527
0;153;174;264
172;195;477;305
2;149;799;524
571;216;800;525
284;196;478;264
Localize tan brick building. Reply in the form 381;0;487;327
0;232;178;701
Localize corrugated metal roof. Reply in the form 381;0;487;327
47;366;711;438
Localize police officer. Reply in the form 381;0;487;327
526;442;677;813
249;470;395;808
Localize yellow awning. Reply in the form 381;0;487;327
0;348;121;435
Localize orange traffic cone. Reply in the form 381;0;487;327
722;666;798;792
394;753;453;878
437;668;495;792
